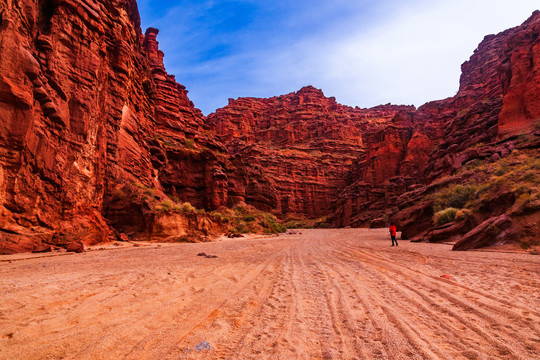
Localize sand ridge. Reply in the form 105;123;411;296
0;229;539;359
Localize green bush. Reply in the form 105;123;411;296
433;184;478;212
234;204;248;215
237;222;249;233
156;199;174;212
214;205;286;235
210;211;227;223
144;187;156;198
434;208;459;226
260;213;286;233
133;182;156;199
283;216;328;229
180;202;196;213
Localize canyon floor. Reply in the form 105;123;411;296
1;229;539;360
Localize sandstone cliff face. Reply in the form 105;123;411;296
0;0;538;253
0;0;156;253
0;0;223;253
208;86;415;218
390;11;540;246
208;11;539;249
497;13;540;138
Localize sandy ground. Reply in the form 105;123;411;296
0;229;539;360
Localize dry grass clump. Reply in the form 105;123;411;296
434;208;459;226
155;200;200;214
455;208;472;221
211;204;286;235
283;215;329;229
429;150;540;226
433;185;478;212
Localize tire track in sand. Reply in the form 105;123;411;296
2;229;539;360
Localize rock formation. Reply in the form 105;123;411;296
0;0;538;253
0;0;153;253
209;11;540;248
0;0;223;254
208;86;414;218
390;11;540;247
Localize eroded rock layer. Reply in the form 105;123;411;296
208;87;422;218
209;11;540;248
0;0;224;253
0;0;538;253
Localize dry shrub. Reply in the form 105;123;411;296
455;208;472;221
434;208;459;226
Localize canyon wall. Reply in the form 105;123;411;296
0;0;156;252
208;86;415;218
0;0;538;253
209;11;540;247
0;0;227;253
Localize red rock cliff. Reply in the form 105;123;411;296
0;0;222;253
0;0;538;253
0;0;158;253
208;86;415;218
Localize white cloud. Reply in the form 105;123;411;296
152;0;538;114
243;0;539;109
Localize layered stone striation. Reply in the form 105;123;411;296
0;0;223;253
208;86;414;218
390;11;540;245
0;0;157;253
0;0;538;253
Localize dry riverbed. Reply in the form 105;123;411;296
1;229;539;360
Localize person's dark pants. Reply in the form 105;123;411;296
391;235;398;246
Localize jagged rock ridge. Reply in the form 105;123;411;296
0;0;538;253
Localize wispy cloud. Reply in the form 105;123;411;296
138;0;539;114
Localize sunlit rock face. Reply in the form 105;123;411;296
208;86;418;218
210;11;540;250
0;0;222;253
0;0;154;253
0;0;538;254
389;11;540;247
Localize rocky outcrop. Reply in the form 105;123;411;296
208;11;540;250
208;86;414;218
0;0;155;253
0;0;223;254
388;11;540;247
0;0;538;253
453;214;521;251
497;12;540;138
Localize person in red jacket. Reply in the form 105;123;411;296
389;222;398;246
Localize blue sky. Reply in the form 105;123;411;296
138;0;539;115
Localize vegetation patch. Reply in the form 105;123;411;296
432;184;478;212
434;208;459;226
211;204;286;235
283;215;329;229
429;150;540;225
454;208;472;221
133;182;157;200
521;239;540;250
155;199;201;214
